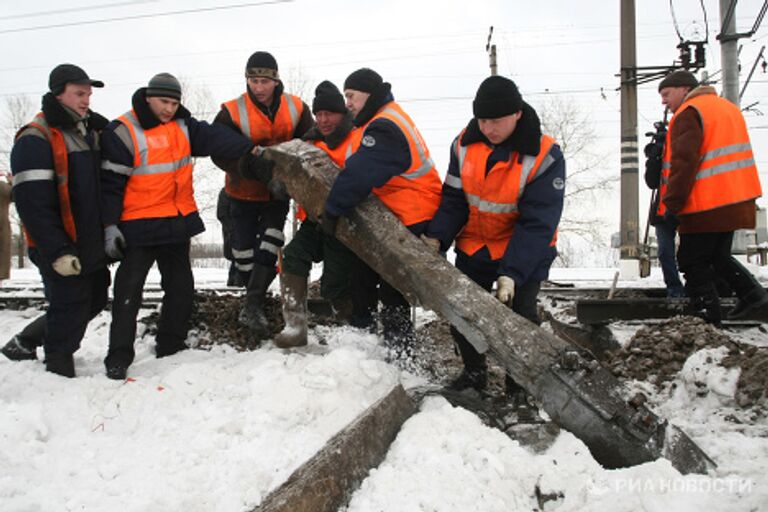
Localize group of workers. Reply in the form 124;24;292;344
0;55;764;401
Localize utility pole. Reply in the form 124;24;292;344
619;0;639;277
486;26;497;76
720;0;740;105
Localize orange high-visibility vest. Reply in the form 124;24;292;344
117;110;196;221
347;101;442;226
222;93;304;201
455;133;558;260
16;113;77;247
665;93;762;215
295;134;357;222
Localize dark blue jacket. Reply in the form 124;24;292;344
101;88;253;247
427;103;566;285
11;93;108;275
324;83;414;221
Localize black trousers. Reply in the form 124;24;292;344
38;267;110;356
677;231;758;298
452;247;541;370
229;197;289;277
105;241;193;368
348;221;431;342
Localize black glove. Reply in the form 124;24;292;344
238;154;275;183
663;210;679;228
319;210;339;236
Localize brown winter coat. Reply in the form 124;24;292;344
0;179;11;280
663;86;757;234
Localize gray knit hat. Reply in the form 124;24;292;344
658;71;699;91
146;73;182;100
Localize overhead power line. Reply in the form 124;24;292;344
0;0;293;35
0;1;156;21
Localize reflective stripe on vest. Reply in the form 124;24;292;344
223;93;303;201
347;101;442;226
14;113;77;247
456;134;557;259
117;110;196;221
665;93;762;215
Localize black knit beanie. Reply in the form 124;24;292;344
658;70;699;91
343;68;383;93
472;76;523;119
312;80;346;114
245;51;279;80
146;73;182;100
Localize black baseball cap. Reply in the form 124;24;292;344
49;64;104;95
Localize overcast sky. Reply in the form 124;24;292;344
1;0;766;211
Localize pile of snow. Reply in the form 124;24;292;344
1;268;767;511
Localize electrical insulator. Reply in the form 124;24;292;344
678;42;691;67
694;42;706;68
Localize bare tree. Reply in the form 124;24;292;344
177;77;223;224
536;96;618;266
1;94;35;268
282;63;313;104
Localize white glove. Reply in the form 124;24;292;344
496;275;515;305
52;255;81;277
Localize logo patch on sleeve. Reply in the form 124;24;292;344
552;177;565;190
361;135;376;147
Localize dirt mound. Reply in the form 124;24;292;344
606;315;768;408
723;345;768;408
140;290;284;351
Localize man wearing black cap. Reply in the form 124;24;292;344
212;51;313;338
3;64;110;377
273;80;357;348
322;68;442;355
100;72;256;379
658;70;766;324
424;76;565;402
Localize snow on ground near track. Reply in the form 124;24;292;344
1;266;767;511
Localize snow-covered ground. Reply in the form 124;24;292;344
1;266;767;511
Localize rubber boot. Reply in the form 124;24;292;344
239;264;276;338
273;273;308;348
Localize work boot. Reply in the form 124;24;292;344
1;314;46;361
239;264;276;337
106;365;128;380
155;340;189;358
274;273;308;348
1;336;38;361
727;286;768;320
331;297;354;324
45;352;75;378
448;367;488;392
505;375;540;423
688;282;722;327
